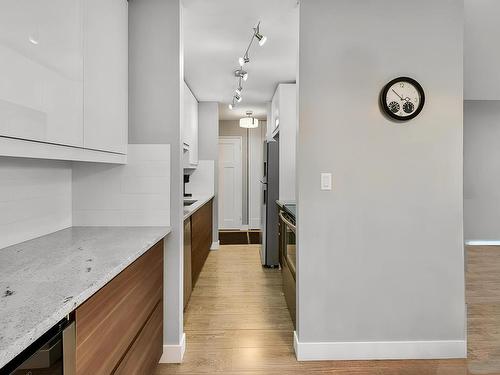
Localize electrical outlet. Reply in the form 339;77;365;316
321;173;332;191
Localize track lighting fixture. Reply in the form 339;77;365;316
228;21;267;107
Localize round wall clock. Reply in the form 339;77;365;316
380;77;425;121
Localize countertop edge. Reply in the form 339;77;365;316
183;195;214;220
0;227;171;370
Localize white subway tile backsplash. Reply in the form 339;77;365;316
72;144;171;226
0;157;72;249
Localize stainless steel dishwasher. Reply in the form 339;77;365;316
1;317;75;375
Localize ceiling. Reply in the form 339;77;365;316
182;0;299;120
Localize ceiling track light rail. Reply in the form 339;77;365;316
228;21;267;110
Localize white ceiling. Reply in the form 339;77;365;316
182;0;299;120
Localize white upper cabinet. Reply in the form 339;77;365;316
0;0;128;163
0;0;84;147
84;0;128;154
465;0;500;100
183;82;198;167
271;83;297;201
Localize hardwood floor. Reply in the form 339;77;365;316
155;244;500;375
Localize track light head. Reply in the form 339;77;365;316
235;86;242;96
234;93;242;102
239;55;250;66
254;24;267;46
229;103;234;110
234;69;248;81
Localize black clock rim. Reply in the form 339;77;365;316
380;76;425;121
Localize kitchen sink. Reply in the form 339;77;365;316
183;199;197;206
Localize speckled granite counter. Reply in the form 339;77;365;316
0;226;171;369
183;195;214;220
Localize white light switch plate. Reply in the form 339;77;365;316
321;173;332;191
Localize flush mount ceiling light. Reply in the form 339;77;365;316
240;110;259;129
228;21;267;109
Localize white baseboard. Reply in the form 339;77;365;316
210;240;220;250
159;333;186;363
465;240;500;246
293;332;466;361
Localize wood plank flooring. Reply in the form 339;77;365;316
155;244;500;375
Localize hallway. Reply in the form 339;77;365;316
153;244;500;374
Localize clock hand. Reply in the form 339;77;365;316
391;89;404;101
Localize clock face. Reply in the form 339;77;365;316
381;77;425;121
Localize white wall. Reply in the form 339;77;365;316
297;0;465;360
0;158;71;249
73;145;170;226
464;101;500;240
465;0;500;100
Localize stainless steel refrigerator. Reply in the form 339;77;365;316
260;134;279;267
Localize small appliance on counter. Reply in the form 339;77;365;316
183;174;192;198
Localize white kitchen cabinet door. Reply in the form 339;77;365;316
183;82;192;150
83;0;128;154
183;82;198;166
189;89;198;166
276;83;297;201
0;0;84;147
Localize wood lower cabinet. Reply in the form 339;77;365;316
75;240;163;375
191;199;213;286
114;302;163;375
183;218;192;310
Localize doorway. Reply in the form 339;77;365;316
218;136;243;230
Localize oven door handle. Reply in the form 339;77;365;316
279;211;296;233
63;321;76;375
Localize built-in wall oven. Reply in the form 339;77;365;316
279;207;296;327
1;317;75;375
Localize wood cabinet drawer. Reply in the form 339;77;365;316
114;301;163;375
191;200;213;286
75;240;163;375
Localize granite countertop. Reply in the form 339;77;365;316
0;226;171;369
183;195;214;220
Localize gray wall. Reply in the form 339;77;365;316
297;0;465;345
198;102;219;243
464;100;500;240
129;0;184;347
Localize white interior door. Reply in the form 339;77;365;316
218;137;242;230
